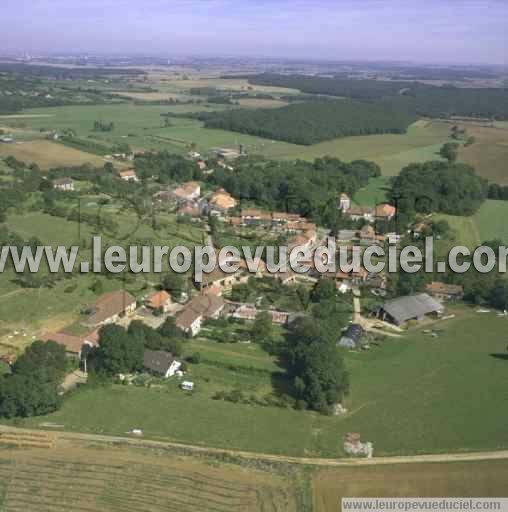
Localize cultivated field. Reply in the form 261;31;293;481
5;106;453;177
457;122;508;184
313;460;508;511
0;140;109;169
0;444;300;511
12;306;508;458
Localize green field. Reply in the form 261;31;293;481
12;306;508;458
0;208;204;350
436;199;508;249
353;176;391;206
8;105;453;176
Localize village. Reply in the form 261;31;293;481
35;154;469;414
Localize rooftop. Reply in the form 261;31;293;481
381;293;443;324
143;350;175;375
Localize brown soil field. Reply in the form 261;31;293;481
0;140;108;169
313;460;508;512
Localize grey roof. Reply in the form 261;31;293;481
143;350;175;375
338;324;364;348
381;293;443;324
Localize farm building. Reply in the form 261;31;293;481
377;293;444;326
208;188;237;213
175;294;225;337
41;329;99;358
338;193;351;212
197;267;248;295
145;290;172;313
172;181;201;202
143;350;181;378
338;324;365;350
82;290;137;327
375;203;396;220
425;282;464;301
117;169;139;182
347;206;375;222
52;177;74;191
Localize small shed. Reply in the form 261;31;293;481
338;324;365;350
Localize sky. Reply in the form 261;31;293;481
1;0;506;65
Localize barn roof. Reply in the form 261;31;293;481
381;293;443;324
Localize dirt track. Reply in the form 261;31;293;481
1;424;507;467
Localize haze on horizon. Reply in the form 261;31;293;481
1;0;506;66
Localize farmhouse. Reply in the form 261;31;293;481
172;181;201;202
208;188;237;213
82;290;137;327
41;329;99;358
145;290;172;313
143;350;181;378
52;177;74;191
338;324;365;350
228;303;291;324
359;224;376;244
426;282;464;301
214;147;242;160
348;206;375;222
117;169;139;182
377;293;444;326
197;267;248;295
240;208;272;225
175;294;225;336
375;203;396;220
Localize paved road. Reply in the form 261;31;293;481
1;425;507;467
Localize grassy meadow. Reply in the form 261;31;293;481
436;199;508;249
12;305;508;458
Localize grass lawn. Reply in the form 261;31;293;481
436;199;508;249
12;305;508;457
353;176;391;206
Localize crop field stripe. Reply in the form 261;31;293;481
0;452;288;512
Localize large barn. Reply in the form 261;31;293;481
377;293;444;326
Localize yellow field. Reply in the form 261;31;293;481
0;443;299;511
0;140;108;169
456;122;508;184
237;98;289;108
159;77;300;95
313;460;508;512
111;91;190;101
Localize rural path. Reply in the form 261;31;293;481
1;425;507;467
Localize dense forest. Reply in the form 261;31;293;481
198;99;417;145
390;161;488;216
240;73;428;99
242;74;508;120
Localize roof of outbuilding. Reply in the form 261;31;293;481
381;293;443;323
143;350;175;375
